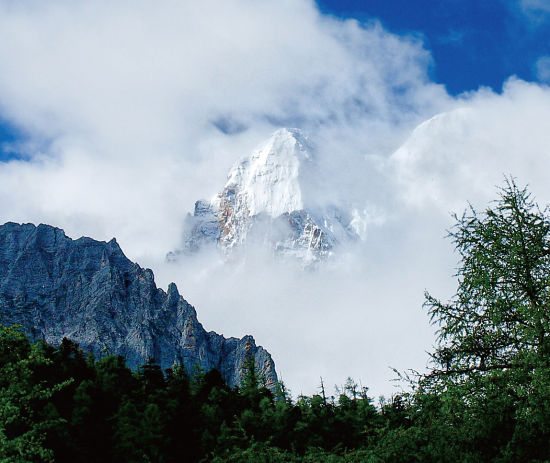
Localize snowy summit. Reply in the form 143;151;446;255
169;128;359;265
222;128;311;218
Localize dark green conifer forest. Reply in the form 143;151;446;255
1;180;550;462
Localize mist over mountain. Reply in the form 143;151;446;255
0;222;277;388
169;128;364;266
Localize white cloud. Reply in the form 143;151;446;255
0;0;447;254
390;78;550;213
0;0;450;398
0;0;444;152
2;0;550;398
155;77;550;398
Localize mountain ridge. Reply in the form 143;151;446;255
0;221;277;388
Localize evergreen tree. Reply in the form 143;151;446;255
426;179;550;380
416;179;550;462
0;326;70;462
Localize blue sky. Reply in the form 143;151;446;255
318;0;550;94
0;118;23;161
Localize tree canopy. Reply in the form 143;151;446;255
416;179;550;462
426;179;550;381
1;179;550;462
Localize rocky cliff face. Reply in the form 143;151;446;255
0;222;277;388
170;128;359;266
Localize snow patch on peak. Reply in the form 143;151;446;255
224;128;312;218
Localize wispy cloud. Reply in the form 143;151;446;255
437;29;466;45
522;0;550;13
535;55;550;82
516;0;550;24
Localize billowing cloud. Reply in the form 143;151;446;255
155;77;550;398
1;0;550;398
0;0;448;256
390;78;550;213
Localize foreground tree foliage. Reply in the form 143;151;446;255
427;179;550;377
1;180;549;462
0;328;381;462
415;180;550;463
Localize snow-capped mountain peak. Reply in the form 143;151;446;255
169;128;359;266
221;128;312;217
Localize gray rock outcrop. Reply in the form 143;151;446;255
0;222;277;388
